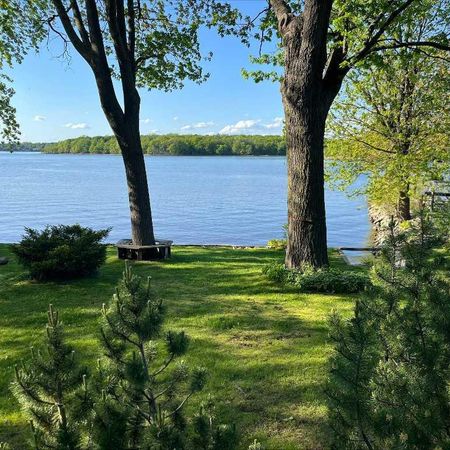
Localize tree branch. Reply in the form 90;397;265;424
105;0;130;66
104;0;139;120
165;392;194;418
84;0;125;128
269;0;290;20
69;0;90;46
116;0;129;49
127;0;136;65
323;44;348;86
151;353;175;378
46;15;70;57
350;136;397;155
370;40;450;53
85;0;108;60
350;0;417;64
51;0;91;62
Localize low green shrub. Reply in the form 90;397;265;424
266;239;286;250
262;262;287;283
11;224;110;281
294;268;369;293
262;262;369;293
266;225;288;250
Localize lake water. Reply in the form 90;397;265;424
0;152;370;246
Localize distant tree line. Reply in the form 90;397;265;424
42;134;286;156
0;142;46;152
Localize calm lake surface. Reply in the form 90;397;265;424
0;152;370;246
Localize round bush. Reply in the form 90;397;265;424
11;224;110;281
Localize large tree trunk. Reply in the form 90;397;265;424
279;2;334;269
104;119;156;247
119;84;156;246
283;89;329;269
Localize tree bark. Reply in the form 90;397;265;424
119;125;156;246
283;86;329;269
398;190;412;221
278;1;335;269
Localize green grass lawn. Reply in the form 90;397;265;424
0;244;359;449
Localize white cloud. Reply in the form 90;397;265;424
140;118;152;124
33;115;46;122
264;117;283;129
219;117;283;135
221;119;259;134
180;121;214;131
219;119;261;135
173;116;179;121
64;122;90;129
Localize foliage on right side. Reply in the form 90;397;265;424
326;209;450;449
325;8;449;222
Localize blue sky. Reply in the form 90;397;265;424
9;3;284;143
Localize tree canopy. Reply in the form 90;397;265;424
326;6;449;217
243;0;450;83
33;0;246;246
45;0;242;94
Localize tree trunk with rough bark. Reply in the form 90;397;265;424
119;126;155;245
274;0;338;269
93;72;156;246
282;71;329;268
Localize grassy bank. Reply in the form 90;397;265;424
0;244;358;449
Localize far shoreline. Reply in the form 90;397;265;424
1;151;287;157
1;134;287;157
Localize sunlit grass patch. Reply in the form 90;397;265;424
0;244;358;449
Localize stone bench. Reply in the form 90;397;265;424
116;239;173;261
